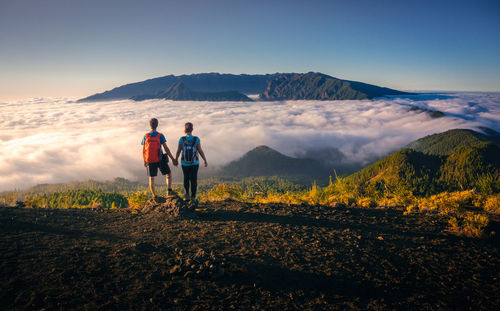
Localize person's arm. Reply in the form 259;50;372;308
162;143;175;161
175;144;182;165
197;143;208;167
141;135;147;167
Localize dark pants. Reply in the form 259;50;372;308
181;165;199;198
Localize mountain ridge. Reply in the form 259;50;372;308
78;72;410;102
260;72;409;100
79;73;279;102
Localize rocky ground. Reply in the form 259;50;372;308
0;198;499;310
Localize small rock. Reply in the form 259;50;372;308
169;265;182;275
196;270;205;277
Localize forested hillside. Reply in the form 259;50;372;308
407;128;500;155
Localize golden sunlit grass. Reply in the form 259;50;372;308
2;176;497;238
199;179;497;238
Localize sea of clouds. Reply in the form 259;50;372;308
0;92;498;191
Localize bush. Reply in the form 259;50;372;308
0;192;17;206
357;197;377;208
418;190;478;214
483;194;500;214
403;204;419;215
126;191;150;209
23;189;128;209
448;212;489;238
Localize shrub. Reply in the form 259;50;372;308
0;192;17;206
126;191;150;209
357;197;377;208
483;194;500;214
403;204;419;215
378;188;417;208
418;190;478;214
23;189;128;209
448;212;489;238
300;182;325;205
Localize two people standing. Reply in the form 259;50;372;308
142;119;207;202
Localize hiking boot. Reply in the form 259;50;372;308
167;189;177;197
184;193;191;201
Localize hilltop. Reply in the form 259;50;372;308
407;128;500;155
219;145;327;178
347;128;500;196
78;72;409;102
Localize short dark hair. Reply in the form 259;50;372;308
150;118;158;130
185;122;193;133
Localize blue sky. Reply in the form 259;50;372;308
1;0;499;100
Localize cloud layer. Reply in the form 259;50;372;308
0;93;498;191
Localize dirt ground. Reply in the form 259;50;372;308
1;201;499;310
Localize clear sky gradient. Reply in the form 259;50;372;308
1;0;499;100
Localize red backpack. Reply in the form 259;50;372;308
143;133;162;163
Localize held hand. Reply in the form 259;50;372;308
173;159;179;166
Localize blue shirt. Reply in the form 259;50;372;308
178;135;200;166
141;131;166;159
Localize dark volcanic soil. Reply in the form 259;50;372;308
1;201;499;310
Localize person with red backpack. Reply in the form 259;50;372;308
142;118;177;199
174;122;208;202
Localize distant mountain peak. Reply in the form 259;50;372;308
248;145;281;154
132;81;252;102
157;81;192;98
169;81;188;89
219;145;328;177
259;72;409;101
